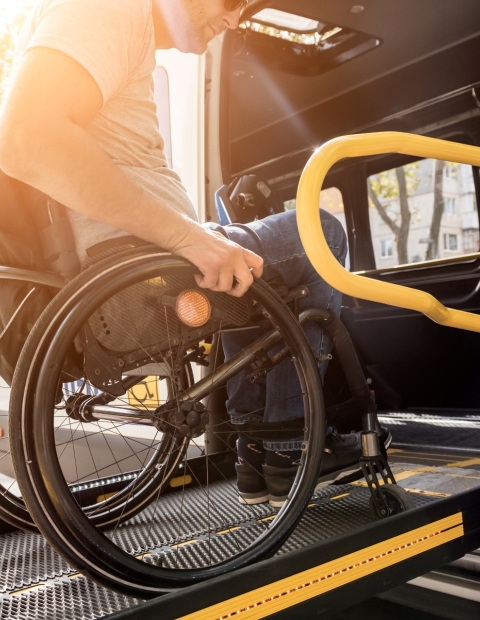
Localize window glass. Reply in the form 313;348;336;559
368;160;478;268
443;232;458;251
444;197;457;214
284;187;350;269
380;238;393;259
153;66;172;168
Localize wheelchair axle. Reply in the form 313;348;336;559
155;399;210;439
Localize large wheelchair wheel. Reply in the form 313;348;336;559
10;246;325;596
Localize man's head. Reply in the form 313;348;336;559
152;0;249;53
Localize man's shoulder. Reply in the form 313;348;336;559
29;0;154;51
37;0;152;23
21;0;155;103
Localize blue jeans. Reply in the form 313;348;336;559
204;209;347;450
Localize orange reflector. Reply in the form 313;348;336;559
175;290;212;327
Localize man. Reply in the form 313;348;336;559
0;0;362;507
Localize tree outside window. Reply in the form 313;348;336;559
368;160;475;266
368;163;419;265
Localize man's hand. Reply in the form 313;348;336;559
171;227;263;297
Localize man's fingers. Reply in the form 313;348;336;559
227;265;254;297
214;268;240;293
175;228;263;296
194;272;218;290
195;264;254;297
243;248;264;278
195;267;238;293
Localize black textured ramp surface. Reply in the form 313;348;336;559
156;484;434;570
0;577;140;620
0;531;71;593
110;479;273;555
0;482;436;619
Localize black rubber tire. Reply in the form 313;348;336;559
10;247;325;596
369;483;416;519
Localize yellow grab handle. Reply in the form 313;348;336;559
296;131;480;333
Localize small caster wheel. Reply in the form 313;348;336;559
369;483;415;519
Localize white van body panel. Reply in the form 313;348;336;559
155;50;206;224
204;35;225;221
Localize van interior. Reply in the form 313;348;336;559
218;0;480;418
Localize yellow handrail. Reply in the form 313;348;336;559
296;131;480;333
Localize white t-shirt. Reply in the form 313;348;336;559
14;0;197;260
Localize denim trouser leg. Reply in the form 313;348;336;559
204;209;347;451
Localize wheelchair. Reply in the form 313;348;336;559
0;183;408;598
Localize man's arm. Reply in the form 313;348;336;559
0;47;262;295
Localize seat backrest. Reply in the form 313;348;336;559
215;175;282;225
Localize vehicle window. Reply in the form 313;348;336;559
153;66;172;168
368;160;478;268
284;187;350;269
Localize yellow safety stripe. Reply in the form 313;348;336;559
296;132;480;333
177;512;463;620
350;478;450;498
447;458;480;468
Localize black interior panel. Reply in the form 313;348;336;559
222;0;480;415
226;0;480;177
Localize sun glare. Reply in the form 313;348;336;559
0;0;31;24
0;0;33;104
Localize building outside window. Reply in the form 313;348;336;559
443;233;458;251
444;165;457;179
368;160;477;268
380;238;394;258
463;229;479;252
444;196;457;214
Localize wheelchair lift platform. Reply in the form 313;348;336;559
0;446;479;620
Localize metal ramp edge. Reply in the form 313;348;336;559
103;486;480;620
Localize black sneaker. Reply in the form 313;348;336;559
317;427;393;488
262;464;298;508
239;429;392;506
235;462;269;505
264;431;363;508
379;426;393;450
321;430;363;476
